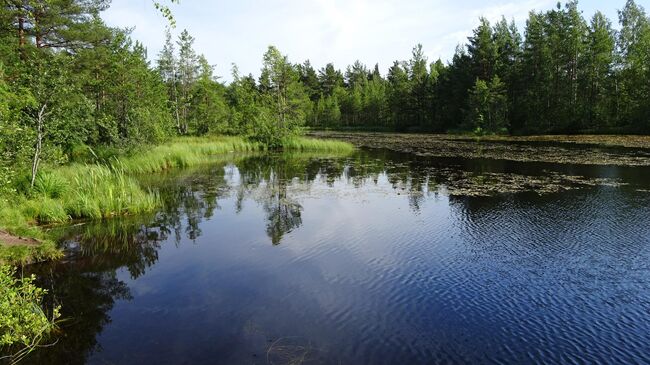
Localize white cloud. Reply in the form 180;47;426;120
101;0;613;82
473;0;555;22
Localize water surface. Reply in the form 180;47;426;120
25;149;650;364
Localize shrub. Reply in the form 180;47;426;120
0;265;61;363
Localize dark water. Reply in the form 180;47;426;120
24;149;650;364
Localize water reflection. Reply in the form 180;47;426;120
26;258;132;364
21;149;650;365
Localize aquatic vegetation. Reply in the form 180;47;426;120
312;132;650;166
421;168;627;197
280;137;356;153
473;134;650;149
114;136;265;174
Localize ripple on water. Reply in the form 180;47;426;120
25;152;650;365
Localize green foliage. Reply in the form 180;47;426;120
3;136;352;232
20;165;159;223
467;76;509;134
617;0;650;131
153;0;180;27
0;265;61;363
315;94;342;127
289;1;649;135
32;172;68;199
0;200;53;249
280;137;355;153
256;46;311;145
190;56;230;135
0;0;645;264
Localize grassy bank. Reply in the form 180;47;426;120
280;137;355;153
0;136;354;264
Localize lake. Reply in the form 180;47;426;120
25;147;650;364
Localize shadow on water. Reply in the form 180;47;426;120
18;149;650;365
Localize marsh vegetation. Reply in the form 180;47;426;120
313;131;650;166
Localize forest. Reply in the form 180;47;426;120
1;0;650;191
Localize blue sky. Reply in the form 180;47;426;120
101;0;642;82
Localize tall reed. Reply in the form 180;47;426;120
4;136;353;235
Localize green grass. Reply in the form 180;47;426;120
114;136;265;174
111;136;353;174
16;135;352;224
0;204;41;239
33;172;68;198
0;241;61;265
0;135;354;264
281;137;356;153
0;204;62;265
19;165;159;224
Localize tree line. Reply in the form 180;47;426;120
1;1;649;188
300;0;650;135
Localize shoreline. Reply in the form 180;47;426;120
0;136;354;264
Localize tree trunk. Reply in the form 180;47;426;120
35;13;42;48
18;12;26;60
18;16;25;47
173;91;181;134
31;104;47;188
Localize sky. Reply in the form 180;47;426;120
101;0;641;82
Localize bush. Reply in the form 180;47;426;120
0;166;17;197
0;265;60;363
248;109;303;148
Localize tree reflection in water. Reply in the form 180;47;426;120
21;150;631;364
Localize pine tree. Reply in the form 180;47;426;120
408;44;430;130
190;55;228;135
467;17;498;81
617;0;650;130
3;0;111;50
521;11;552;133
318;63;344;96
345;60;368;89
386;61;410;131
176;29;199;134
257;46;310;146
581;12;615;130
297;60;320;101
157;27;180;133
